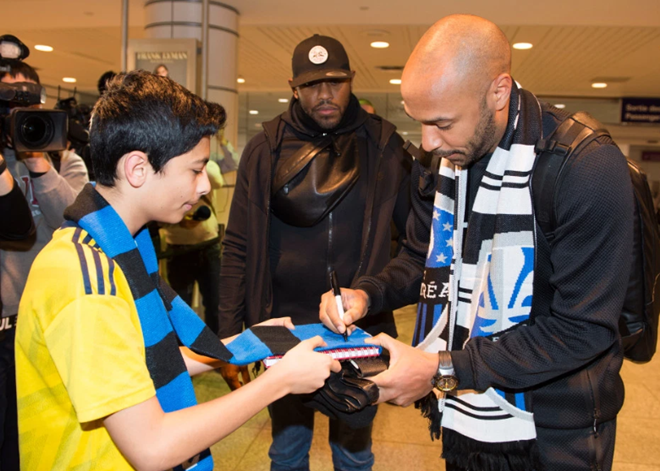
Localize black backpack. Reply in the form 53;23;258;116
532;111;660;363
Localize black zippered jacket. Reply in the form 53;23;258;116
218;105;412;339
356;103;634;430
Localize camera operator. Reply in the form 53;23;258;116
0;59;88;470
0;151;34;241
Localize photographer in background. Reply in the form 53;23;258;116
0;44;88;469
0;151;34;241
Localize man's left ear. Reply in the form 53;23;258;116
491;74;513;112
288;79;299;99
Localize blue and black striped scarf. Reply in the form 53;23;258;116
64;183;377;470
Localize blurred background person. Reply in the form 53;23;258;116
0;58;89;471
154;64;169;77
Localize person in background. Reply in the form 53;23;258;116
220;34;412;471
0;151;34;241
97;70;116;96
154;64;169;77
358;98;376;115
162;158;223;335
0;59;88;471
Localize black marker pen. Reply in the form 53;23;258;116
329;270;348;342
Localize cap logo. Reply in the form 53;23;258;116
308;45;328;65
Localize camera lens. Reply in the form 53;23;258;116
19;114;53;149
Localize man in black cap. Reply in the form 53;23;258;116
219;34;412;470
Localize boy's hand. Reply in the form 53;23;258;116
269;336;341;395
254;316;295;330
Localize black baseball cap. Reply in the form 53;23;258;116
290;34;355;88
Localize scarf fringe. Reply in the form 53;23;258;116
415;392;442;441
442;427;543;471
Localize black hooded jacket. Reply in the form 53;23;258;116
218;98;412;338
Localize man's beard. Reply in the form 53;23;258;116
302;100;344;130
433;97;498;167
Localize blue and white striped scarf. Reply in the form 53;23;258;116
415;86;543;467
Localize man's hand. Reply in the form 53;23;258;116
268;336;341;395
319;288;369;335
366;333;439;407
18;151;51;173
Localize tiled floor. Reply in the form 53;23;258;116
193;306;660;470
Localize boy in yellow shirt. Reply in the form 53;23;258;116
15;70;339;471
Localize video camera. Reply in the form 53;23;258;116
0;34;67;153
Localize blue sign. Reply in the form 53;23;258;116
621;98;660;124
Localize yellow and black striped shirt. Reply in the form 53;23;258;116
16;226;155;471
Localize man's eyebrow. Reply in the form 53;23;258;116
403;109;451;123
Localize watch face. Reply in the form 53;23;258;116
434;375;459;392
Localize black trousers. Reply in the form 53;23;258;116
445;419;616;471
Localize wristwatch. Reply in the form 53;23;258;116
431;351;459;392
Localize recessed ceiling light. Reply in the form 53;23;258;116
371;41;389;49
249;110;259;115
512;42;533;50
237;77;245;84
390;79;402;85
278;98;289;103
34;45;53;52
554;104;566;109
592;82;608;88
402;132;409;136
62;77;76;83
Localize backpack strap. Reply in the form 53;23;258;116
532;111;612;239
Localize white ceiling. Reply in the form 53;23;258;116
2;0;660;146
1;0;660;97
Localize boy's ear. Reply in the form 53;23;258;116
122;151;151;188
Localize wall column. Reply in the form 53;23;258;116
143;0;239;146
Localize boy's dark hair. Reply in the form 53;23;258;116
90;70;226;187
0;60;40;84
97;70;116;95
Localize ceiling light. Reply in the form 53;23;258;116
402;132;409;136
400;100;405;105
592;82;607;89
554;104;566;109
371;41;389;49
237;77;245;84
512;42;533;50
62;77;76;83
34;45;53;52
390;79;402;85
249;110;259;115
278;98;289;103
